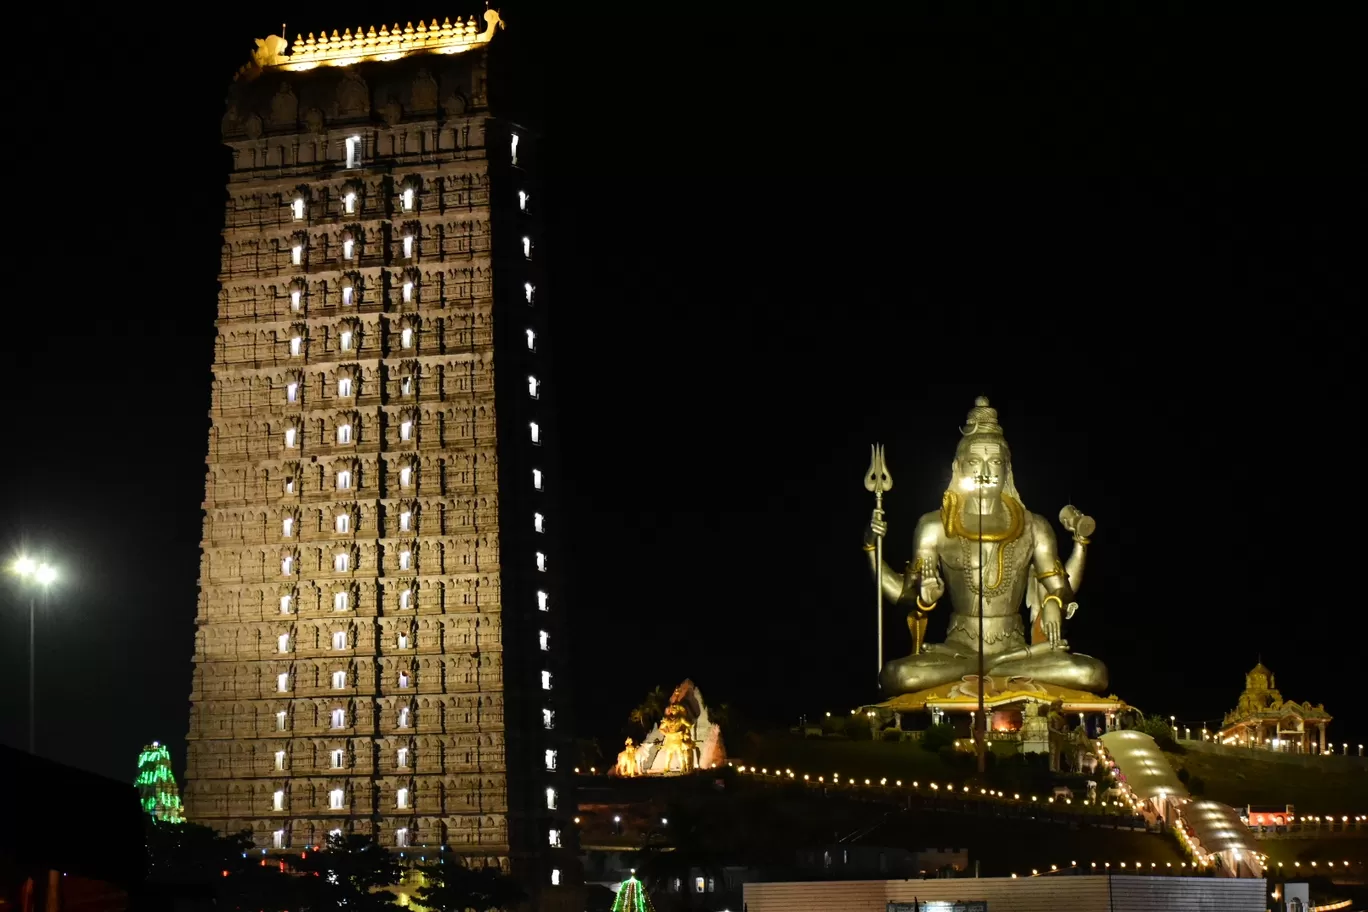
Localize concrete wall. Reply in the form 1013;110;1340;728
743;875;1267;912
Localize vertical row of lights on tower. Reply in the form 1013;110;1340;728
514;130;561;888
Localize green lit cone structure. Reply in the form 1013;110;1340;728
136;741;185;823
611;875;656;912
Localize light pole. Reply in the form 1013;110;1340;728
11;556;58;754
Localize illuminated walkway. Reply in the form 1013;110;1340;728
1097;731;1263;877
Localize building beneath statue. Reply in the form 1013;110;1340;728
1218;662;1331;753
867;678;1130;772
613;680;726;777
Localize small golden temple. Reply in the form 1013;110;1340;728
1218;661;1331;753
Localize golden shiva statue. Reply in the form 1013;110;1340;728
657;704;696;773
866;397;1106;695
615;738;642;777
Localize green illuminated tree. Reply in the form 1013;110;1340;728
611;874;655;912
135;741;185;823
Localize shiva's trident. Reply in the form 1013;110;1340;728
864;445;892;675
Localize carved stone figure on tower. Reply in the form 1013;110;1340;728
866;397;1107;695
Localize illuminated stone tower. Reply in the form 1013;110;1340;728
185;13;575;905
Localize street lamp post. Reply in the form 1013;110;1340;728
11;556;58;754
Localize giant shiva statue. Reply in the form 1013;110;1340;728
866;397;1107;695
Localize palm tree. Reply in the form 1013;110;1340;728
629;686;668;736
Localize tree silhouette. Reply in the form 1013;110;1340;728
414;861;527;911
629;686;668;736
286;832;402;910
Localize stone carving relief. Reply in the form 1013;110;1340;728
337;74;370;118
442;92;467;117
411;71;439;112
382;98;403;126
305;107;326;134
243;114;263;140
269;83;298;126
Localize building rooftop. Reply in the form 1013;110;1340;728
239;10;503;78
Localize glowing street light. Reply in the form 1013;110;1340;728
10;555;59;754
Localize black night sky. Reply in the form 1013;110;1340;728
0;5;1359;783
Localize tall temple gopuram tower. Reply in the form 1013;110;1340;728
185;13;576;904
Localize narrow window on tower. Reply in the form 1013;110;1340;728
398;706;410;728
544;748;557;771
510;133;519;165
534;512;545;533
401;187;414;211
332;630;347;650
401;375;413;397
403;235;414;259
399;510;412;532
343;238;355;260
539;630;550;651
339;330;353;351
332;670;347;689
331;708;345;729
290;335;303;356
537;590;549;611
402;280;413;303
341;285;353;306
397;631;409;649
524;282;535;305
345;135;361;168
546;787;557;810
331;748;344;768
281;555;294;575
333;591;349;611
338;377;353;397
278;633;291;653
284;476;296;494
343;191;356;214
401;327;414;349
400;419;413;441
286;381;299;403
330;788;345;809
291;289;301;310
536;552;547;572
519;190;529;212
528;376;539;398
336;470;352;491
277;672;290;692
397;787;409;809
526;328;537;351
336;513;350;533
273;790;284;811
522;236;532;259
551;870;561;887
333;552;350;572
273;830;285;849
399;671;411;689
399;589;413;610
399;466;413;488
275;750;286;770
282;516;294;537
548;829;562;848
396;828;409;848
541;670;553;691
397;747;409;768
284;426;298;448
337;423;352;445
542;708;555;730
291;244;302;266
399;549;412;571
280;594;293;614
276;710;288;730
292;197;305;220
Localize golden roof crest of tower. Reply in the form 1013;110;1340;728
244;9;504;75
